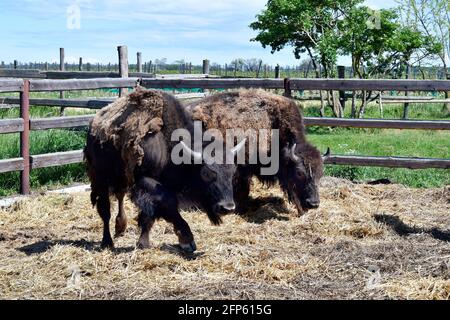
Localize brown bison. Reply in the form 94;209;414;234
187;89;325;215
84;88;244;252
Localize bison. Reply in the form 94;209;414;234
187;89;326;215
84;88;244;252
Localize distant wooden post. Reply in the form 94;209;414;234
118;45;129;97
148;61;152;73
264;64;268;78
1;61;5;69
59;48;65;115
445;73;450;114
256;60;262;78
275;64;280;78
20;79;30;195
189;62;192;74
224;63;228;77
44;62;48;71
284;78;292;98
337;65;346;109
137;52;142;73
79;57;83;71
202;59;210;75
14;60;18;69
403;64;410;119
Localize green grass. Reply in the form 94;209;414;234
0;90;449;196
303;102;450;188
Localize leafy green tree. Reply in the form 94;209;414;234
250;0;362;78
338;6;441;117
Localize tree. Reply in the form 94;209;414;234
250;0;362;78
396;0;449;112
338;6;440;117
250;0;362;117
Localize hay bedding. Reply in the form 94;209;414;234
0;178;449;300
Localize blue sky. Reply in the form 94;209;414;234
0;0;398;66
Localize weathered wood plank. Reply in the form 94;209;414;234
44;71;121;79
324;155;450;169
0;69;45;79
29;78;140;91
0;158;24;173
304;117;450;130
290;79;450;91
0;118;24;133
0;79;23;92
141;78;284;89
378;99;450;104
0;97;113;109
31;150;84;169
31;115;94;130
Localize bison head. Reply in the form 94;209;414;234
281;142;325;214
180;139;246;224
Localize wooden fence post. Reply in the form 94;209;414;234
444;73;450;115
59;48;65;115
202;59;210;75
20;79;30;195
79;57;83;71
403;64;410;119
284;78;292;98
137;52;142;73
338;65;346;109
118;45;129;97
275;65;280;78
14;60;18;69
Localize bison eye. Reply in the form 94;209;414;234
201;167;217;182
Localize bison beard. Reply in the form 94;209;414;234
84;88;236;252
188;89;324;215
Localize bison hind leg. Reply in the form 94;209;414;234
96;192;114;249
114;191;128;237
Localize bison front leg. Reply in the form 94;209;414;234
131;177;196;252
233;169;252;214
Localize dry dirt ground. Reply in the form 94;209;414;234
0;177;449;300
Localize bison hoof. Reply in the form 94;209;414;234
179;240;197;253
136;239;151;249
100;240;114;250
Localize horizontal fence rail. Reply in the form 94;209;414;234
0;79;24;92
0;158;24;173
31;150;84;169
29;77;140;91
0;77;449;195
304;117;450;130
0;119;24;133
325;155;450;169
30;115;94;130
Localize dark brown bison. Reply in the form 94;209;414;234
84;88;244;252
187;89;326;215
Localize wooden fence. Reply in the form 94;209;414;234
0;77;449;195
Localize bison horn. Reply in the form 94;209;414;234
180;141;202;162
322;147;331;162
290;143;299;161
230;138;247;155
